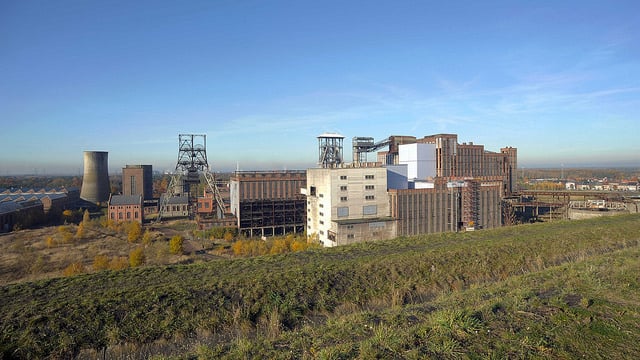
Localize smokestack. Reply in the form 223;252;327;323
80;151;110;204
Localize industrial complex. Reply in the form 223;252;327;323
6;130;636;245
305;133;516;246
1;132;518;243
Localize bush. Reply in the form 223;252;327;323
93;255;110;271
142;229;153;245
62;262;84;276
169;235;184;255
127;222;142;243
109;257;128;270
45;236;56;248
129;248;145;267
75;222;86;239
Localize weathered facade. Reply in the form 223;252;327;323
230;171;306;237
306;165;396;247
389;179;502;236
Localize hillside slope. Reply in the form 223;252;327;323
1;214;639;358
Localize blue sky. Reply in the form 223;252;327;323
1;0;638;175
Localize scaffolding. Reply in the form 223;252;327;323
238;198;306;238
462;179;480;229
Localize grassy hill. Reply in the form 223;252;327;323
1;214;639;359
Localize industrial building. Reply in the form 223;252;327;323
158;194;190;218
0;200;44;232
0;186;79;214
122;165;153;200
306;133;516;246
389;179;503;236
108;194;144;223
305;165;397;246
230;170;306;238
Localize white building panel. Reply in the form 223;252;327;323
399;143;436;180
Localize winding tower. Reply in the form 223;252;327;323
157;134;225;221
317;133;345;168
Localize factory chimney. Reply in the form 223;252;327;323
80;151;110;204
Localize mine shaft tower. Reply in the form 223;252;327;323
157;134;225;221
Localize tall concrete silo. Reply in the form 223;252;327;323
80;151;110;204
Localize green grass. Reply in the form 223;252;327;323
1;214;639;358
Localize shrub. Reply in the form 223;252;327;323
109;257;128;270
127;222;142;243
170;235;184;255
93;255;110;271
270;239;289;255
75;222;85;239
62;262;84;276
45;236;56;248
142;229;153;245
62;209;74;223
129;248;145;267
82;209;91;225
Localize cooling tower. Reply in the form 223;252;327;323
80;151;110;204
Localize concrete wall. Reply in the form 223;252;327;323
568;208;629;220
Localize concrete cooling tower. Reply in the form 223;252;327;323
80;151;110;204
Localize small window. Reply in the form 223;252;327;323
118;213;123;219
319;204;324;208
127;212;131;219
347;234;355;239
340;196;348;202
340;186;347;191
310;186;316;196
110;213;115;219
365;185;374;190
365;175;375;180
340;175;347;180
319;194;324;198
319;212;324;216
337;207;349;217
319;230;324;235
365;195;375;200
134;211;139;219
319;220;324;225
363;205;377;215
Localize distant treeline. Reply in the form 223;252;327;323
520;168;639;181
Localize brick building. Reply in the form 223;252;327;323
108;194;144;223
122;165;153;200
